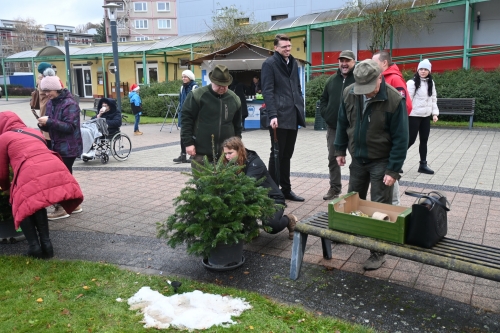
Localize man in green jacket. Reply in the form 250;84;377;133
319;50;356;201
335;59;409;271
181;65;242;168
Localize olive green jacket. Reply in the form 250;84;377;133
181;85;242;157
334;79;409;180
319;67;355;129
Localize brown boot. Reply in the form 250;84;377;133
286;214;298;240
47;204;69;221
134;131;143;136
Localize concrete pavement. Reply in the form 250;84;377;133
1;98;500;332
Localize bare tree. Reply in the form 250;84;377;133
339;0;437;54
75;22;100;34
206;4;266;51
12;17;45;52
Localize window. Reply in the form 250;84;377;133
158;19;171;29
119;37;127;42
134;19;148;29
134;2;147;12
135;36;149;41
157;2;170;12
69;37;77;44
116;2;124;11
117;20;126;28
271;14;288;21
234;18;249;25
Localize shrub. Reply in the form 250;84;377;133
122;80;185;117
305;75;330;117
7;87;33;96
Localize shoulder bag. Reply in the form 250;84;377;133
404;191;450;248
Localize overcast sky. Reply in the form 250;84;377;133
3;0;105;28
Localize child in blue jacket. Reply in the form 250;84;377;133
129;84;143;135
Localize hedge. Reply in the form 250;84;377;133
306;68;500;123
4;84;33;96
121;80;184;117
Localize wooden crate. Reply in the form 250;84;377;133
328;192;412;244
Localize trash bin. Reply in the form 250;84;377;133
314;100;327;130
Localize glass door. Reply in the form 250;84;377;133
83;67;93;98
135;61;158;84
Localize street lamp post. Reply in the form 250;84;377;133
63;33;73;93
103;2;122;111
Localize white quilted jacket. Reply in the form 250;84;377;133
406;78;439;117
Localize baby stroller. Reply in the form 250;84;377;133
81;117;132;164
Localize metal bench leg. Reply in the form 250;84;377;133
290;231;308;280
321;238;332;259
469;116;473;130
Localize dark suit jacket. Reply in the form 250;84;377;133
261;52;306;130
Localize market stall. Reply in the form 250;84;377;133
188;42;307;129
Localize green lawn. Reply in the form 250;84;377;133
0;256;376;332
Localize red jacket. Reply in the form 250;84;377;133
383;64;412;115
0;112;83;228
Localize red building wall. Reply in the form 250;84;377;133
312;45;500;73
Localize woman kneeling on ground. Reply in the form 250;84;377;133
222;136;297;239
0;112;84;259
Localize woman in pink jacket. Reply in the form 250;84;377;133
0;112;83;259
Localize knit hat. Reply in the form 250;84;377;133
418;59;432;72
353;59;381;95
130;83;140;92
40;76;63;91
182;70;195;81
43;68;56;77
37;62;52;74
208;65;232;87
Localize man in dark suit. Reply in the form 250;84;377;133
261;34;306;202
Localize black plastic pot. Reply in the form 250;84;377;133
202;241;245;271
0;218;25;244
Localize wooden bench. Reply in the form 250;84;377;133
81;98;100;120
437;98;475;129
290;212;500;282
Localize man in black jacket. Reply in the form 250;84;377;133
319;50;356;201
261;34;306;202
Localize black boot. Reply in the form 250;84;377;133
20;217;43;259
34;209;53;259
173;153;187;163
418;161;434;174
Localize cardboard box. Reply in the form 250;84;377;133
328;192;412;244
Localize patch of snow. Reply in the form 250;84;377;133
127;287;252;330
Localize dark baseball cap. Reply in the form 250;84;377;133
353;59;381;95
338;50;356;60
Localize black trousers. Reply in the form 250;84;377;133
61;157;76;174
268;128;298;194
264;207;289;234
408;116;431;161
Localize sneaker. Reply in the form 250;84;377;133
72;205;83;214
134;131;143;136
286;214;298;240
82;151;95;159
47;205;70;220
363;251;386;270
323;187;341;201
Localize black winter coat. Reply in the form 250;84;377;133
244;149;285;205
261;52;306;130
93;98;122;135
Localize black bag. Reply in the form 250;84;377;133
405;191;450;248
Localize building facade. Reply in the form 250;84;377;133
104;0;178;42
0;19;94;75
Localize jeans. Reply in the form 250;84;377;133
134;114;141;132
326;127;342;193
268;128;298;194
408;116;431;161
348;158;393;204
